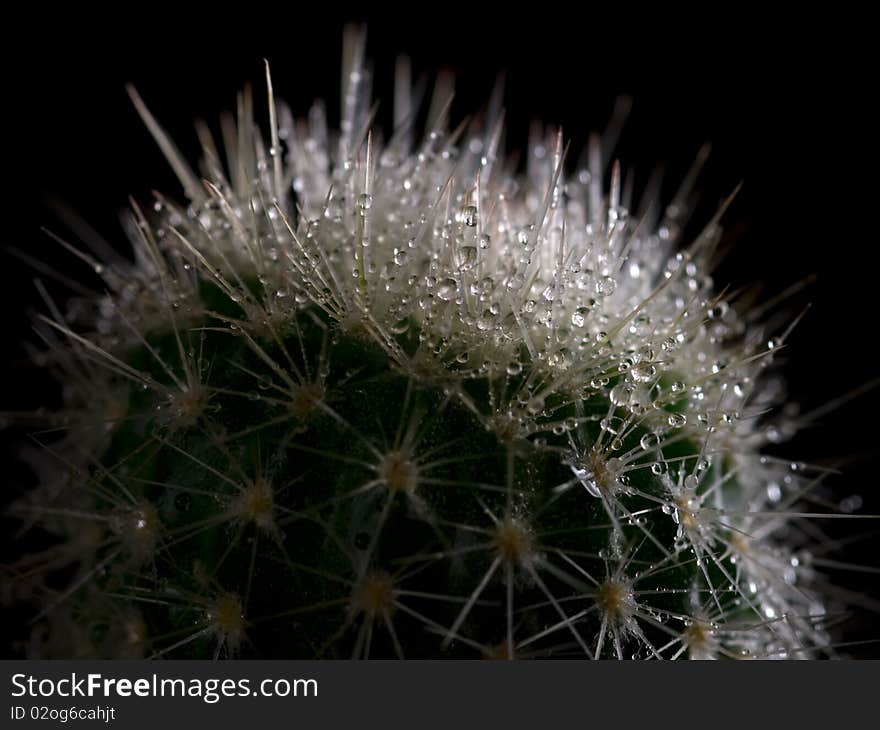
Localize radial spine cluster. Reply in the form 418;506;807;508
12;30;844;659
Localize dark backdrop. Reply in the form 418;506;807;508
5;9;879;656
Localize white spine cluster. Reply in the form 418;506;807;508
16;29;865;660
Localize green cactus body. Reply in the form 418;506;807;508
16;34;838;660
82;290;708;659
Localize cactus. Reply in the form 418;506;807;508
9;31;855;660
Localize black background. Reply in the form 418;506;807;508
5;9;879;656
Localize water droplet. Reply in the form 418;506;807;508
356;193;373;213
631;362;656;383
458;246;478;270
600;416;623;435
389;318;410;334
708;303;727;319
840;494;863;513
462;205;478;227
571;306;589;328
610;384;631;406
640;433;660;451
595;276;616;297
437;278;457;301
668;413;687;428
477;310;495;331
